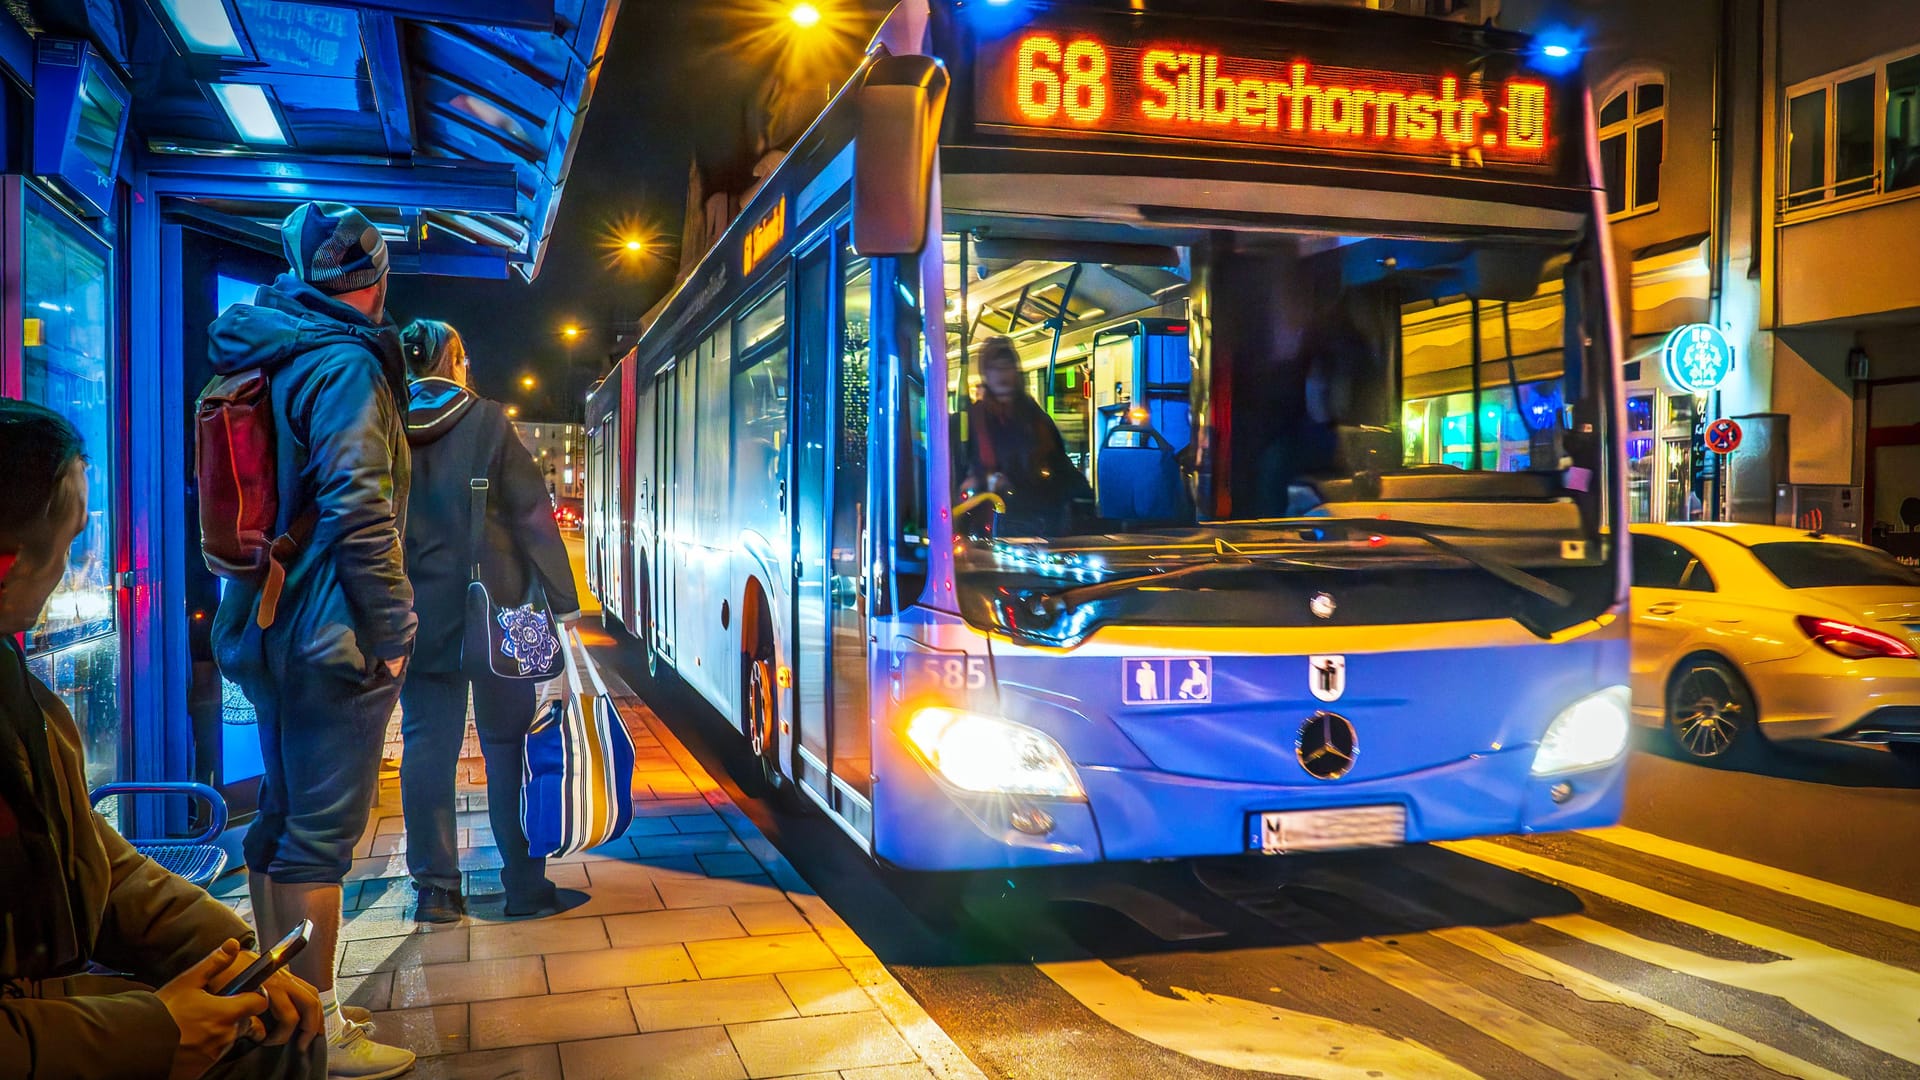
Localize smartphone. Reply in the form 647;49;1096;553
219;920;311;996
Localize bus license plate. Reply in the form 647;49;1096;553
1250;806;1407;854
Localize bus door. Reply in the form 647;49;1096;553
652;364;678;661
790;234;877;832
584;429;604;599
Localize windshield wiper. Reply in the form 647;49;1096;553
1020;543;1340;623
1290;518;1575;611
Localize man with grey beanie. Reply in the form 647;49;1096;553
209;201;417;1078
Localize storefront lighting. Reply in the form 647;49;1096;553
157;0;244;57
210;83;288;145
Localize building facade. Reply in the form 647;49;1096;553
1502;0;1916;559
516;420;586;501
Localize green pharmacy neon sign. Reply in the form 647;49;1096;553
1661;323;1734;394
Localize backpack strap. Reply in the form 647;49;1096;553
255;506;319;630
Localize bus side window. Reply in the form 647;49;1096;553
892;261;930;603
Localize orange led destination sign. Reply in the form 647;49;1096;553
977;30;1553;169
742;196;787;275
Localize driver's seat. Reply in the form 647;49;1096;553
1097;424;1184;521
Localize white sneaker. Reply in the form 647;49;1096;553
327;1019;416;1079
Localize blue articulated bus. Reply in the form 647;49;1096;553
585;0;1630;870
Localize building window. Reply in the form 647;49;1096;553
1786;52;1920;209
1889;54;1920;192
1598;78;1664;217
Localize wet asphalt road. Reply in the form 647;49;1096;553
588;623;1920;1080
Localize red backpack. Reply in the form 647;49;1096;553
195;369;312;628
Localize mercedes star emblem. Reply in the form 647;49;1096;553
1310;592;1337;619
1296;712;1358;780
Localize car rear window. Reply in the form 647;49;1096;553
1749;542;1920;589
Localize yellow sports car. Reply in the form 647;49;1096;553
1629;523;1920;763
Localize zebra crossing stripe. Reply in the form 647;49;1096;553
1433;926;1850;1080
1317;937;1660;1079
1443;838;1920;1066
1583;826;1920;934
1034;957;1482;1079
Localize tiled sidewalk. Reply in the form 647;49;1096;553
215;642;983;1080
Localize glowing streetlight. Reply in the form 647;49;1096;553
521;375;537;389
562;324;581;340
505;405;520;418
623;238;644;253
790;2;821;28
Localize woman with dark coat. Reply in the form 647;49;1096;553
960;336;1091;534
397;320;581;923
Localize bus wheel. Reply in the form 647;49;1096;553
743;647;808;813
744;650;782;792
1666;656;1758;764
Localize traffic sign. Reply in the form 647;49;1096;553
1705;418;1742;454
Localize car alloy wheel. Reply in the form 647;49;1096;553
1667;659;1754;761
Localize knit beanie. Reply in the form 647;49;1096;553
280;201;389;295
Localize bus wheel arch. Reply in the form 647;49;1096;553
637;548;660;678
739;577;805;809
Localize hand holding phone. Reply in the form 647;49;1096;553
218;920;311;997
156;940;273;1080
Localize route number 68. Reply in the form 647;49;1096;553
920;656;988;690
1016;35;1111;124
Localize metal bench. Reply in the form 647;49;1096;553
90;782;229;888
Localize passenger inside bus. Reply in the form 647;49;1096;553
959;336;1092;534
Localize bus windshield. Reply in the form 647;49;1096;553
942;220;1615;646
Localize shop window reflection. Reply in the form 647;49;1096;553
1402;380;1563;473
1627;394;1655;523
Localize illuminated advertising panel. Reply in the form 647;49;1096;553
973;20;1557;172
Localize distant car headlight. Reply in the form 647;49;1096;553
1531;685;1631;776
905;707;1084;798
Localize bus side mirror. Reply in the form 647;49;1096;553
853;54;949;258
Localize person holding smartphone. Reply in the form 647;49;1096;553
0;401;327;1080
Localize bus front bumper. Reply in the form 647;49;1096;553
870;742;1624;871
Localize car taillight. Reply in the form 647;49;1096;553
1796;616;1918;660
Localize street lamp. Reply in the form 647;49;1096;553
505;405;520;418
521;375;536;390
623;238;644;254
560;324;582;422
790;2;821;28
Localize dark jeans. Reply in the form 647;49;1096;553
398;667;549;902
244;666;398;884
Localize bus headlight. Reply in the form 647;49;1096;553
906;708;1083;798
1531;685;1631;776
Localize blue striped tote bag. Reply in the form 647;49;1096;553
522;627;636;858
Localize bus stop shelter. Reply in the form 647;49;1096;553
0;0;623;828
